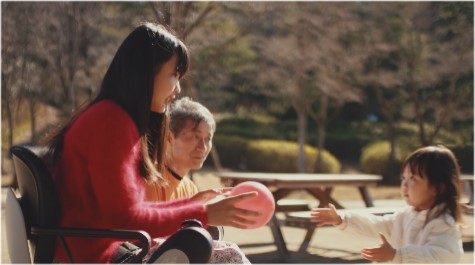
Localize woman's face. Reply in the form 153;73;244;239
167;120;213;176
151;54;181;113
400;165;437;211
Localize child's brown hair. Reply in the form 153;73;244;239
402;145;462;225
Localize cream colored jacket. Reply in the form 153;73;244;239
336;205;463;263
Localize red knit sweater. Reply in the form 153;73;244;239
52;100;208;263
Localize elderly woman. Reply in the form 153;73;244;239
145;97;251;264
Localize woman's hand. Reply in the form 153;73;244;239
205;191;261;229
310;203;342;226
189;187;233;204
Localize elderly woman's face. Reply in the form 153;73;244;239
168;120;213;173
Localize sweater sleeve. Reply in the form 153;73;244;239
82;102;208;237
391;218;463;263
336;210;397;241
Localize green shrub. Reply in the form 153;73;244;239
245;139;341;173
360;141;404;185
213;135;248;169
213;136;341;173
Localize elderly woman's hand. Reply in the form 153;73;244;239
189;187;233;204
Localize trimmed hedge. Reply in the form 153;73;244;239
360;141;474;186
213;135;248;169
213;135;341;173
360;141;404;185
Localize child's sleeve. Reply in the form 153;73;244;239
336;210;396;240
391;218;463;263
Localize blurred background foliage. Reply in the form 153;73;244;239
2;2;473;185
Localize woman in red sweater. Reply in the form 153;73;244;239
45;22;259;263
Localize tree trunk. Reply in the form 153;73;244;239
2;74;16;186
296;108;307;173
28;90;37;143
388;118;396;159
375;85;397;160
3;96;14;151
411;82;428;146
314;94;328;173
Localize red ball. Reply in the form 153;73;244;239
230;181;276;229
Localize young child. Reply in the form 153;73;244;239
311;145;464;263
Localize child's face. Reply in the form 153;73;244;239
150;54;181;113
167;120;213;174
400;165;437;211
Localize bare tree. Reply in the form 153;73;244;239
258;2;361;172
358;2;473;151
33;2;102;117
2;2;104;138
413;2;474;145
2;2;42;146
356;2;409;159
147;2;262;170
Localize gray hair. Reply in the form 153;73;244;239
168;97;216;136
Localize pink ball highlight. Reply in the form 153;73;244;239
230;181;276;229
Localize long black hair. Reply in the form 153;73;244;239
44;22;189;183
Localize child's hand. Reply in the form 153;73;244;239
310;203;342;226
361;233;396;262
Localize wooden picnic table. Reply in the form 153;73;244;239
218;172;382;208
216;171;382;260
